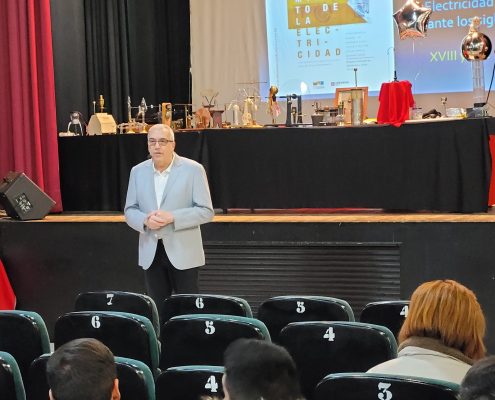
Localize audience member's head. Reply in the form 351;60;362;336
223;338;303;400
460;356;495;400
47;338;120;400
399;279;486;360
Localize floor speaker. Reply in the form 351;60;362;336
0;172;56;220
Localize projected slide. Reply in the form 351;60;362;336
265;0;395;96
394;0;495;94
266;0;495;96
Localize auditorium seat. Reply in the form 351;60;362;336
155;365;224;400
159;314;270;370
0;351;26;400
54;311;160;375
115;357;156;400
161;294;253;322
0;311;50;380
25;353;49;400
27;354;155;400
75;290;160;336
314;373;459;400
279;321;397;400
360;300;409;338
257;296;354;343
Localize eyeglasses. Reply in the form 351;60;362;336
148;138;174;146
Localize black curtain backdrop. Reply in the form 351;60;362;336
84;0;131;123
51;0;191;131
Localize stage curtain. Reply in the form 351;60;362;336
152;0;191;104
0;0;62;211
0;259;16;310
84;0;131;124
50;0;191;129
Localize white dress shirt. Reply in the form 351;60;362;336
153;154;175;208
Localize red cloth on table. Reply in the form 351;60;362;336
377;81;415;127
0;259;16;310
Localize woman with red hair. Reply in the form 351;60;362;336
368;279;486;384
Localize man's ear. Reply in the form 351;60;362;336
111;378;121;400
222;374;230;400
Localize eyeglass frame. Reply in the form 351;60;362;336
147;138;174;146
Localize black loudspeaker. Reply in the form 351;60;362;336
0;171;56;220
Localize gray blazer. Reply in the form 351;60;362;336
124;155;214;270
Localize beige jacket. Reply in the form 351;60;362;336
367;337;474;384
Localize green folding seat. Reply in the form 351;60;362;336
25;353;49;400
0;351;26;400
75;290;160;336
360;300;410;339
162;294;252;322
54;311;160;376
257;295;355;343
155;365;224;400
160;314;270;369
0;311;50;380
279;321;397;400
115;357;155;400
315;372;459;400
26;354;156;400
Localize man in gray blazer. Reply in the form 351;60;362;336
124;124;214;310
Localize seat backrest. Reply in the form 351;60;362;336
155;366;224;400
0;311;50;380
360;300;410;339
159;314;270;370
0;351;26;400
27;354;156;400
54;311;159;375
162;294;253;321
257;296;355;343
315;373;459;400
75;290;160;336
279;321;397;400
116;357;156;400
25;353;50;400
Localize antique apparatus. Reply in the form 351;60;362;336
87;95;117;135
67;111;84;135
195;89;220;128
117;97;162;133
227;100;241;127
461;16;492;113
350;88;364;125
311;102;338;126
333;68;367;126
172;104;194;129
350;68;364;125
161;102;172;126
242;96;257;126
236;86;261;127
280;94;302;126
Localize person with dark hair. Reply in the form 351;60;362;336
222;338;304;400
368;279;486;383
460;356;495;400
46;338;120;400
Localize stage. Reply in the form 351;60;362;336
1;210;495;352
58;117;494;213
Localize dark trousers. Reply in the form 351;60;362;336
144;240;199;315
